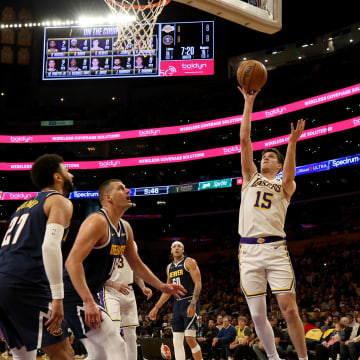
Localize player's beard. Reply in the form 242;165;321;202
63;177;74;197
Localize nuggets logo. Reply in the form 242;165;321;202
163;35;173;46
257;238;265;244
161;343;172;359
52;328;63;336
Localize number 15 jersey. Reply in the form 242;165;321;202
238;172;289;238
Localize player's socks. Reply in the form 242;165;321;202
299;357;308;360
268;353;282;360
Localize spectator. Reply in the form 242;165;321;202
139;319;153;337
211;316;237;360
216;315;223;331
198;315;209;338
341;314;360;360
197;318;219;358
313;308;326;328
229;316;252;360
316;318;350;360
321;315;334;333
304;314;318;334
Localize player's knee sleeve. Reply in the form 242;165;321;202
191;344;201;353
123;326;137;342
246;295;267;325
123;327;137;358
11;347;37;360
247;296;278;358
173;332;186;360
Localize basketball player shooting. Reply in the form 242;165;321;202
238;86;307;360
150;241;203;360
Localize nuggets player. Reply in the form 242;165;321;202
150;241;203;360
0;154;74;360
238;87;307;360
64;179;184;360
103;241;153;360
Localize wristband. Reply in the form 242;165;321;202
50;283;64;300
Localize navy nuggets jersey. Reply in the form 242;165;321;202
0;191;69;289
64;208;127;300
168;257;194;300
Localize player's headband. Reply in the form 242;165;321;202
171;241;184;249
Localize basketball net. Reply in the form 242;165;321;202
104;0;170;56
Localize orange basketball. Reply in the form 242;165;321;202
237;60;267;92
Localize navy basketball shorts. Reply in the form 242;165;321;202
64;295;109;339
172;297;200;334
0;275;69;351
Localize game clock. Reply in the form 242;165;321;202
135;186;169;196
42;21;214;80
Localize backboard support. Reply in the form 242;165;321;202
173;0;282;34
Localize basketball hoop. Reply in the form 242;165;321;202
104;0;170;56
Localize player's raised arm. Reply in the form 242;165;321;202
149;265;172;320
185;257;202;318
238;87;260;184
282;119;305;198
65;213;108;328
123;221;185;298
42;194;73;333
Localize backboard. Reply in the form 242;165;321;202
173;0;282;34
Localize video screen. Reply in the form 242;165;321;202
42;21;214;80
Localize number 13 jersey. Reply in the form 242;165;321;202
238;172;289;238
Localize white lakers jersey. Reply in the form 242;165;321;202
238;172;289;238
108;241;138;284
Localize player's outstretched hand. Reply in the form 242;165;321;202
289;119;306;143
238;86;261;100
159;283;186;299
143;286;153;300
84;300;103;329
45;299;64;334
149;307;158;321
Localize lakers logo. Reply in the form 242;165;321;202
257;238;265;244
161;343;172;359
52;328;63;336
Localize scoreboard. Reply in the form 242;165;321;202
42;21;214;80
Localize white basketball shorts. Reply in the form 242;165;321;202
238;240;296;298
103;285;139;328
